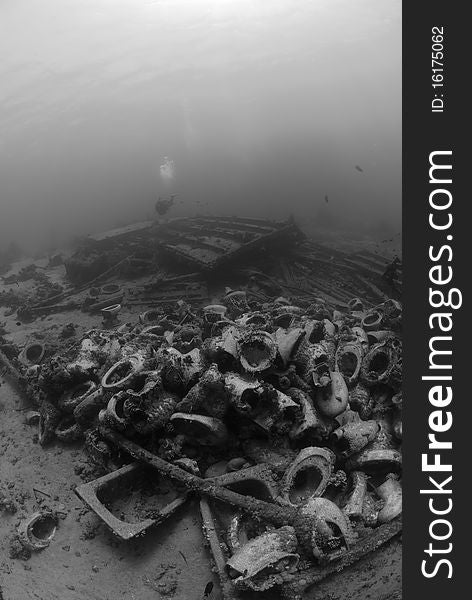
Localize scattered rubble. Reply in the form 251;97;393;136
0;217;402;598
17;510;58;552
17;292;401;595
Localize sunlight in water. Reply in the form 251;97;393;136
0;0;401;250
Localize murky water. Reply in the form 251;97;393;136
0;0;401;251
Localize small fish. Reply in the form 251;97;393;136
324;195;329;203
178;550;188;565
203;581;214;597
355;165;364;172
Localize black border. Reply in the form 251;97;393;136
403;3;467;597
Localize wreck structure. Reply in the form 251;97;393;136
0;215;402;599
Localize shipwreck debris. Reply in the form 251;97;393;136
226;525;299;592
1;217;403;597
20;287;402;590
156;216;304;272
17;511;58;552
74;463;188;540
